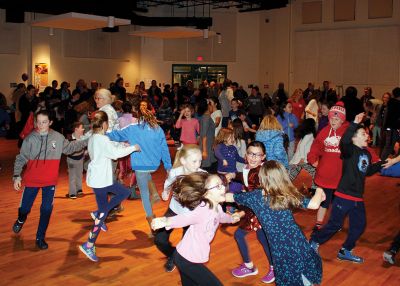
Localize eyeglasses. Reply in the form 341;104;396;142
206;183;225;191
246;152;264;158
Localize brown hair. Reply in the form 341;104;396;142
73;121;83;130
258;160;303;210
139;99;158;128
172;172;214;210
258;115;282;131
91;111;108;134
290;88;303;102
173;144;202;168
214;128;234;146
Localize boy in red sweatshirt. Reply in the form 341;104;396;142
12;110;87;250
307;101;349;230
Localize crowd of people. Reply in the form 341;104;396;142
4;76;400;286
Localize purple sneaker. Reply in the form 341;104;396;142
232;264;258;278
261;267;275;283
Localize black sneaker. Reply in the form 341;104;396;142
12;219;25;234
66;194;77;199
164;256;176;272
36;238;48;250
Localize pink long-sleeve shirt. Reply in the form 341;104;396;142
175;118;199;144
167;203;233;263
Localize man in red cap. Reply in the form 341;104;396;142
308;101;349;231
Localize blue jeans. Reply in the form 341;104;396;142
234;227;273;265
311;196;366;250
135;171;154;217
89;183;130;244
18;186;55;240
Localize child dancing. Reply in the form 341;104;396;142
226;161;325;286
79;111;140;262
152;172;241;286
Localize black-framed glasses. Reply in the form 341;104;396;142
246;152;264;158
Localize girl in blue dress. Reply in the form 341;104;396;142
226;160;325;286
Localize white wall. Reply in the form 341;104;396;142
0;10;141;104
259;0;400;97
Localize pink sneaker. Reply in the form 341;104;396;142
261;267;275;283
232;264;258;278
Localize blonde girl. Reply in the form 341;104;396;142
156;145;204;272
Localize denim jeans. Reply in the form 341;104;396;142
19;186;56;240
135;170;154;217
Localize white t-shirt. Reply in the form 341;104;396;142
164;166;207;214
86;134;136;188
211;109;222;136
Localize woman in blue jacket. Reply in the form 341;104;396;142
107;100;172;236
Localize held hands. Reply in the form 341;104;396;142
133;144;141;152
225;172;236;183
354;112;365;124
151;217;167;230
311;160;319;168
222;160;228;166
161;189;170;201
231;211;244;223
382;156;400;169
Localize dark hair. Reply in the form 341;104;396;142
209;96;221;110
122;101;133;113
237;109;247;117
35;109;54;122
172;172;215;210
231;98;239;103
345;86;358;98
248;140;266;155
27;84;35;91
276;102;288;120
196;98;208;116
295;118;316;140
232;118;244;141
73;121;83;130
232;82;239;88
392;87;400;98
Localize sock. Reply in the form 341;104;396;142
244;262;254;269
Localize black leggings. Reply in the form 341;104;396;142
154;208;188;258
174;251;223;286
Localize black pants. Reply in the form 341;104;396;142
174;251;223;286
389;231;400;254
311;196;366;250
154;208;188;258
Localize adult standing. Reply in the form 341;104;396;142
381;87;400;159
219;79;234;128
341;86;363;122
209;96;222;136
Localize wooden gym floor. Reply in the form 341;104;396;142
0;138;399;286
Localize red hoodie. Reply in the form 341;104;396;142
307;121;350;189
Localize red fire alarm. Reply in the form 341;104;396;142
196;56;203;61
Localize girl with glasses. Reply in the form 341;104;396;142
227;141;275;283
152;172;241;286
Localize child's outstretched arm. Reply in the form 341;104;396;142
307;187;326;209
382;155;400;169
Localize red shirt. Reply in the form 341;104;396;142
289;98;306;122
